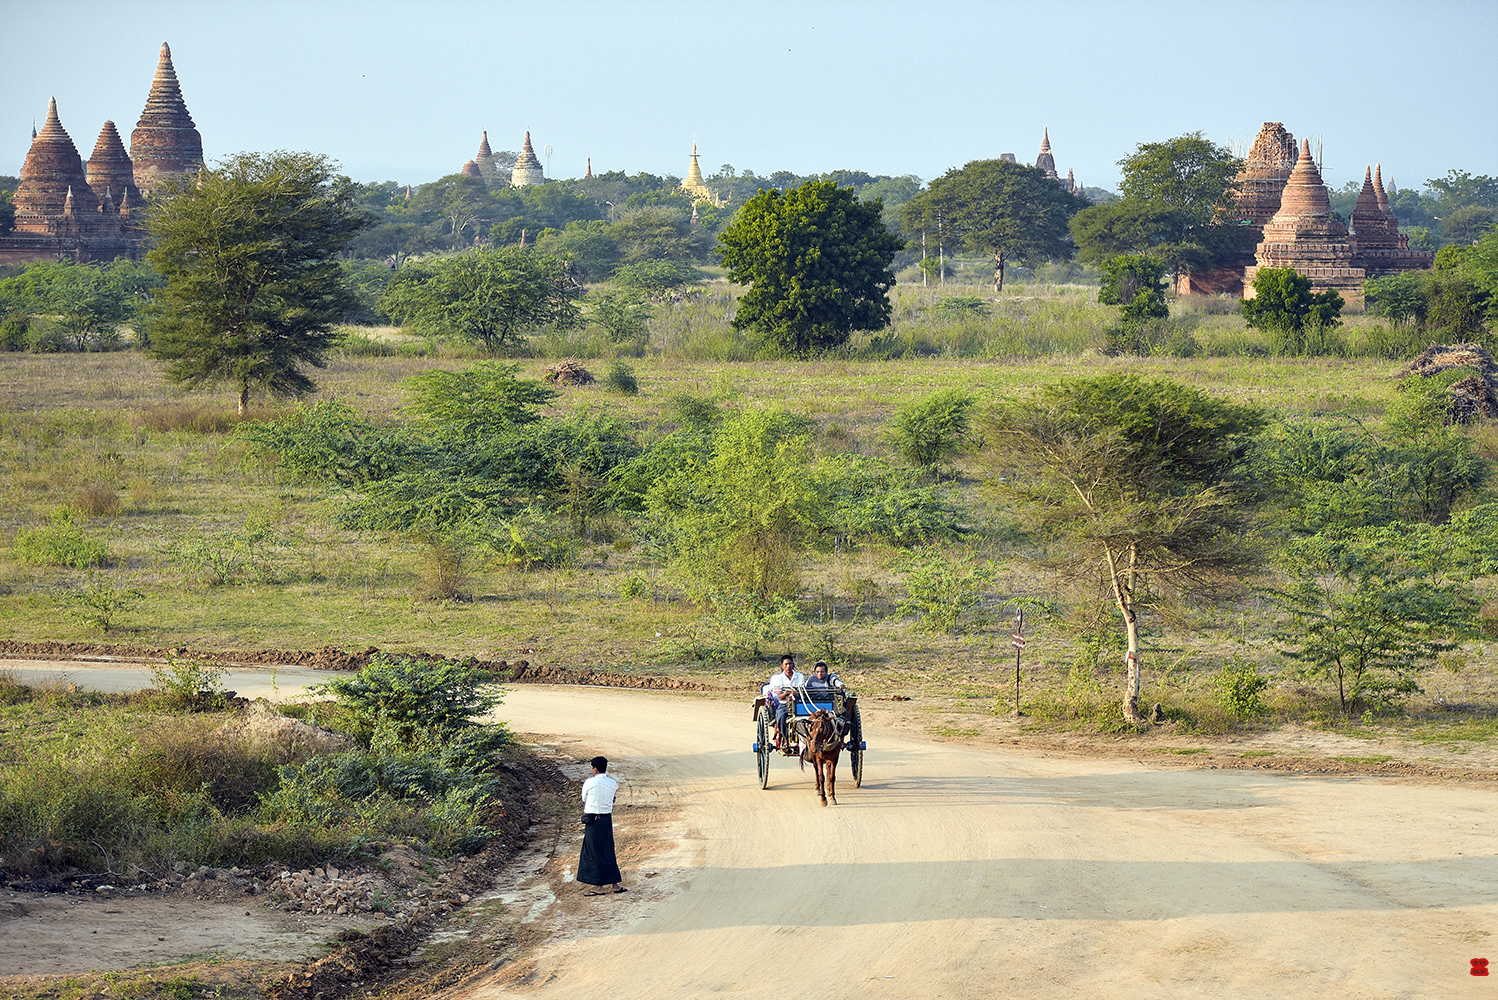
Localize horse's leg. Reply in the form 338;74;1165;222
826;753;837;805
816;759;827;806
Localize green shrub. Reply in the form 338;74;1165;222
11;505;108;568
887;388;975;469
148;658;227;710
315;654;504;746
1212;658;1269;719
66;573;143;634
896;546;995;635
604;360;640;394
0;312;28;351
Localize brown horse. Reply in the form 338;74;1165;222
799;709;843;806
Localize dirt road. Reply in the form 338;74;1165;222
468;685;1497;1000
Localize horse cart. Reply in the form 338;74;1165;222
752;685;864;792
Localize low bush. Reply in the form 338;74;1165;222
604;360;640;394
11;505;108;568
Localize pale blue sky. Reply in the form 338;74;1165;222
3;0;1494;194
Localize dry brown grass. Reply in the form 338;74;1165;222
72;482;121;517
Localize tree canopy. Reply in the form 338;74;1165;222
380;246;580;351
718;178;903;356
982;374;1266;723
144;151;368;413
901;159;1085;292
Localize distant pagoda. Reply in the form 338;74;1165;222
129;42;203;194
510;131;545;186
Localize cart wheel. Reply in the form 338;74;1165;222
849;704;864;788
756;706;772;789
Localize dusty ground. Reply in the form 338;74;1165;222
3;666;1498;999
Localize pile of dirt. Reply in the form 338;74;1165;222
0;640;376;670
1402;343;1498;423
0;640;722;692
542;359;595;385
219;701;351;756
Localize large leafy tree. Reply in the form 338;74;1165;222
144;151;368;414
1270;523;1480;716
719;178;903;355
1071;132;1252;279
380;246;581;352
901;159;1085;293
982;374;1266;723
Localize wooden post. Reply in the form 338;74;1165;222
1011;608;1026;717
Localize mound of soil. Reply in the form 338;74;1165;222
1403;343;1498;422
0;640;721;691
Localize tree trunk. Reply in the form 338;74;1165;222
1107;542;1147;724
238;384;249;417
993;249;1006;294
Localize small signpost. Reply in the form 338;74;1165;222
1010;608;1026;716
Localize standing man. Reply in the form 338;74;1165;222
766;654;805;749
578;756;624;896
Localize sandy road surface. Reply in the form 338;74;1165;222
466;685;1498;1000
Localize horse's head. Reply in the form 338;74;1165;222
808;710;841;754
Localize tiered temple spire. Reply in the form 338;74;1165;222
129;42;203;194
12;98;100;225
1035;127;1057;178
510;130;544;186
86;121;141;210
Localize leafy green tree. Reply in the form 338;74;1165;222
1098;255;1169;321
1069;200;1187;264
404;361;558;437
316;654;503;746
1242;267;1344;354
1073;134;1253;281
144;152;368;414
609;206;713;263
982;374;1266;723
896;547;995;635
380;247;580;352
0;262;133;350
1117;133;1242;231
588;291;652;344
610;259;700;296
887;388;976;469
1442;205;1496;246
902;159;1085;292
534;220;622;282
645;409;820;607
1270;526;1477;716
719;179;902;355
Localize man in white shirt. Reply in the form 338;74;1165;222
578;756;623;896
765;655;804;749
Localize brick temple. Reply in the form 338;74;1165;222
1181;121;1431;299
0;43;203;266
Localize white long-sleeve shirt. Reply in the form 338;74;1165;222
581;772;618;814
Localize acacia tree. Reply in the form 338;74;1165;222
380;247;581;352
145;151;368;414
982;374;1266;723
902;159;1085;293
718;178;903;356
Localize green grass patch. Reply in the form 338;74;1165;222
1329;755;1398;764
1238;750;1278;758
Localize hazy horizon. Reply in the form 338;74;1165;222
3;0;1494;196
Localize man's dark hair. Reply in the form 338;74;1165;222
815;660;828;670
781;654;795;665
590;756;608;773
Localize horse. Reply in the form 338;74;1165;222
799;709;843;806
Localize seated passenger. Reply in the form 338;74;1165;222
804;660;845;692
765;654;804;747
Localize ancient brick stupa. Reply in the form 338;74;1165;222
1244;139;1366;299
1350;164;1432;277
129;42;203;195
1233;122;1298;227
86;121;142;214
460;159;484;179
510;131;545;186
0;43;202;264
